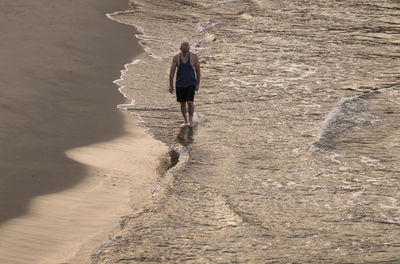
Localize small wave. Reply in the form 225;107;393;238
195;21;216;32
310;93;380;151
205;0;242;8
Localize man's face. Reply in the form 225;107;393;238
180;45;190;55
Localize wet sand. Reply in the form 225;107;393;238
0;0;168;263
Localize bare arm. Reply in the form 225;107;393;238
194;54;201;91
169;56;177;94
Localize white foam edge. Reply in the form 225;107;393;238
108;2;209;61
105;9;164;134
113;13;173;62
105;9;150;58
112;58;154;134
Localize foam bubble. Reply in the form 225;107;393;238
196;21;216;32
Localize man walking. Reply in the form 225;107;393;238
169;42;201;127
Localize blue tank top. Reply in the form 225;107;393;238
176;52;196;88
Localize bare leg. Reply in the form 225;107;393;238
187;101;194;127
180;102;189;126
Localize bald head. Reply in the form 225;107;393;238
180;42;190;53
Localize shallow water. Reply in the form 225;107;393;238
96;0;400;262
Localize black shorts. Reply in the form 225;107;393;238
176;85;196;103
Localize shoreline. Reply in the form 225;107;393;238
0;0;168;263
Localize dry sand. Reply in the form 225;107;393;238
0;0;168;263
0;114;168;263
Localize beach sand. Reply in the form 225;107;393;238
0;0;168;263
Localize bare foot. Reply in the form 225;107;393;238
180;113;189;127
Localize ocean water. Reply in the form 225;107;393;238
96;0;400;263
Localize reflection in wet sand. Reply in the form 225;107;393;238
176;126;195;146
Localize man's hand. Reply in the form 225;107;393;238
195;84;199;91
169;86;174;94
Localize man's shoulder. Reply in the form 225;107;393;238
191;52;199;60
173;53;180;60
